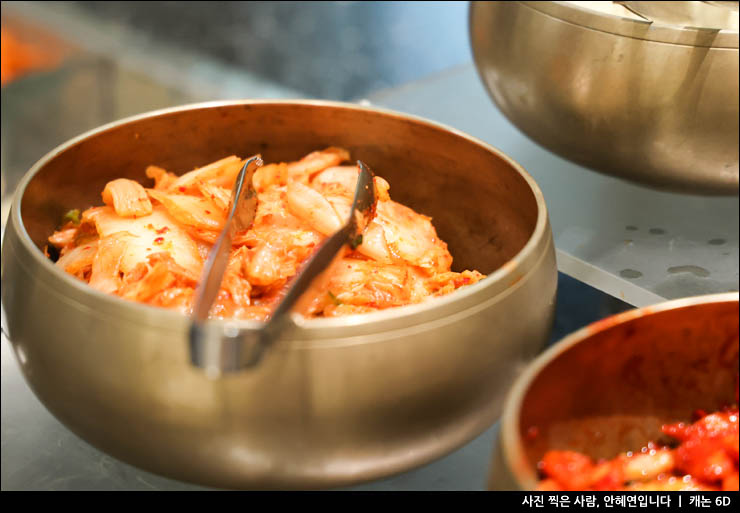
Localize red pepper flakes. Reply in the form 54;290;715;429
153;237;165;245
205;210;211;215
156;226;169;234
178;186;187;192
454;276;472;287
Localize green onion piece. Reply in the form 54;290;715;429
327;291;342;306
62;209;81;226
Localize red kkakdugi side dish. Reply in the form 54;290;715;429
537;402;739;491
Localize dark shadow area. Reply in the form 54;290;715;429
548;273;633;347
72;1;472;100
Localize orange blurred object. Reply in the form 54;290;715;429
1;26;61;85
536;406;740;491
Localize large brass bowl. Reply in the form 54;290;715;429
488;292;739;490
470;1;740;194
0;100;557;489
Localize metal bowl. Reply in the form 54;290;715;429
0;100;557;489
470;1;740;194
488;292;739;490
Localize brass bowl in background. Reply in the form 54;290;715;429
470;1;740;194
1;100;557;489
488;292;739;490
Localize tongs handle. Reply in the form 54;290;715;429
189;160;376;376
191;155;262;323
189;155;262;375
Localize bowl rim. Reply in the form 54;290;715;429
9;98;552;335
513;1;739;48
498;291;740;489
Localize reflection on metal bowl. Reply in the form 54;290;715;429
489;292;739;490
469;1;739;194
1;100;557;489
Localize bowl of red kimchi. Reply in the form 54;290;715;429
489;292;739;491
1;100;556;489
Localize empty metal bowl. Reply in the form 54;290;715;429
470;1;739;194
489;292;739;490
1;100;557;489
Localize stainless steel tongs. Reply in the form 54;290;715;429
189;156;376;376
